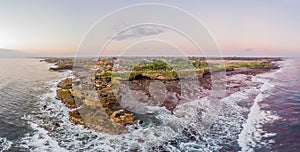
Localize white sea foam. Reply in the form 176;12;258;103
0;137;13;152
238;67;282;152
20;123;68;152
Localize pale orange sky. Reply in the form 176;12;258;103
0;0;299;57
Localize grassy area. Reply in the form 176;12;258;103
98;58;274;80
225;61;271;69
132;59;172;71
46;57;276;79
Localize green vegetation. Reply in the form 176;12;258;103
94;57;274;80
132;60;172;71
47;57;276;80
192;59;209;70
225;62;271;69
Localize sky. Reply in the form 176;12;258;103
0;0;299;57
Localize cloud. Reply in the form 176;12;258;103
114;26;165;41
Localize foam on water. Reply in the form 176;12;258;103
19;71;71;151
20;123;68;152
238;67;282;152
0;137;12;152
163;74;265;151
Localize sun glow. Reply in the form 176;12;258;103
0;30;17;49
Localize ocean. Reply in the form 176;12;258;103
0;58;299;151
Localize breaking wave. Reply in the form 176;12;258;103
0;137;12;152
238;63;283;152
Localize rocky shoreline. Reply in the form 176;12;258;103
43;57;281;135
55;73;136;134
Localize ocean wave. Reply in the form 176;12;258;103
238;66;282;152
0;137;13;152
20;71;71;151
20;123;68;152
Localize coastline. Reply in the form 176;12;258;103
237;62;283;151
20;70;72;152
42;57;281;135
18;56;284;150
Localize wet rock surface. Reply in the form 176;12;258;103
69;105;128;135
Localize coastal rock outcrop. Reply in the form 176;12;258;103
92;59;136;125
49;64;73;71
43;58;74;71
110;110;136;125
69;106;128;135
55;58;137;134
56;89;77;108
57;78;72;89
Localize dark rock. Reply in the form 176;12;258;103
54;122;60;127
137;138;145;143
